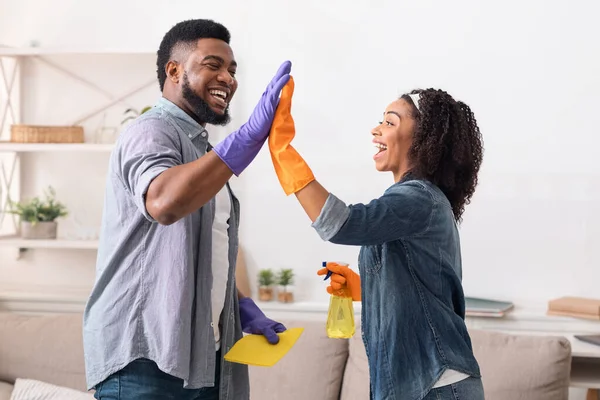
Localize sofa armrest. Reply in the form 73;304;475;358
470;330;572;400
0;312;87;392
0;381;13;400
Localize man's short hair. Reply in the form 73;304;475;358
156;19;231;91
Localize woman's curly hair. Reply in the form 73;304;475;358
402;89;483;223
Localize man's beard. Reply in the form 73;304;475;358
182;72;231;126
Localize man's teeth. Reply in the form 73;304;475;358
209;90;228;100
375;143;387;151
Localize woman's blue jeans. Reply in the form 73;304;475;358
422;376;485;400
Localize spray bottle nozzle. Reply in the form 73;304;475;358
322;261;333;281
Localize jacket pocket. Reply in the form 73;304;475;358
359;245;383;274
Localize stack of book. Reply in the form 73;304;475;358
547;296;600;320
465;297;514;318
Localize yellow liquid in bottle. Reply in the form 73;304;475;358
326;294;355;339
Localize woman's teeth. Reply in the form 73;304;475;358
375;143;387;153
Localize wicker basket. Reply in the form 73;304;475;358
10;124;84;143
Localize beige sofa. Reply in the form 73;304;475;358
0;312;572;400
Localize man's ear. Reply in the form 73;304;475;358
166;60;182;84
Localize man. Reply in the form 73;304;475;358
83;19;289;399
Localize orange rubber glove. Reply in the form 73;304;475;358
268;76;315;195
317;262;361;302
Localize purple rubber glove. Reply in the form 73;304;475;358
239;297;286;344
213;61;292;176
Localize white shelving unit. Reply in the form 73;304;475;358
0;46;154;257
0;143;114;152
0;143;113;256
0;235;99;249
0;47;155;56
0;283;93;314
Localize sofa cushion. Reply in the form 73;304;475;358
339;324;370;400
470;330;572;400
0;313;87;392
340;327;572;400
10;378;93;400
0;381;13;400
248;319;348;400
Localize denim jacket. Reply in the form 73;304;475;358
312;174;481;400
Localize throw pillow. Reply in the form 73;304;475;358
10;379;94;400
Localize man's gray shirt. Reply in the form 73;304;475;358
83;97;249;399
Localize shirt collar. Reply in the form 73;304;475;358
156;97;208;141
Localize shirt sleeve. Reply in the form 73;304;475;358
115;117;183;221
311;181;434;245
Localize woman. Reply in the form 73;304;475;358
268;77;485;400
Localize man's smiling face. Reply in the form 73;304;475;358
175;38;238;125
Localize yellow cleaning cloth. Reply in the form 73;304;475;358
224;327;304;367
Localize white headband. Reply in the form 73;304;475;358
408;93;421;111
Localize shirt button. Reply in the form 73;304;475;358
201;132;207;138
210;322;214;327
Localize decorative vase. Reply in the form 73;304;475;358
20;221;57;239
277;285;294;303
258;286;274;302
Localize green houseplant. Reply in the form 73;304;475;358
8;186;68;239
258;269;275;301
277;268;295;303
121;106;152;125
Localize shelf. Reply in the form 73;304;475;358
0;283;90;313
0;283;90;303
571;359;600;389
0;235;99;249
257;301;333;313
497;330;600;358
0;142;114;152
0;47;155;57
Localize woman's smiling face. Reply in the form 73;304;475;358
371;98;417;181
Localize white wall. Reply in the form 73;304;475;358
1;0;600;308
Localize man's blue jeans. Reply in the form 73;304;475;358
93;355;220;400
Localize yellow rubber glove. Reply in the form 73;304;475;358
317;262;362;302
268;76;315;195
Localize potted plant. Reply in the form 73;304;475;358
277;268;295;303
121;106;152;125
258;269;275;301
8;186;68;239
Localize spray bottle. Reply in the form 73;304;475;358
323;261;355;339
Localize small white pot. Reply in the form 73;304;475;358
20;221;58;239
